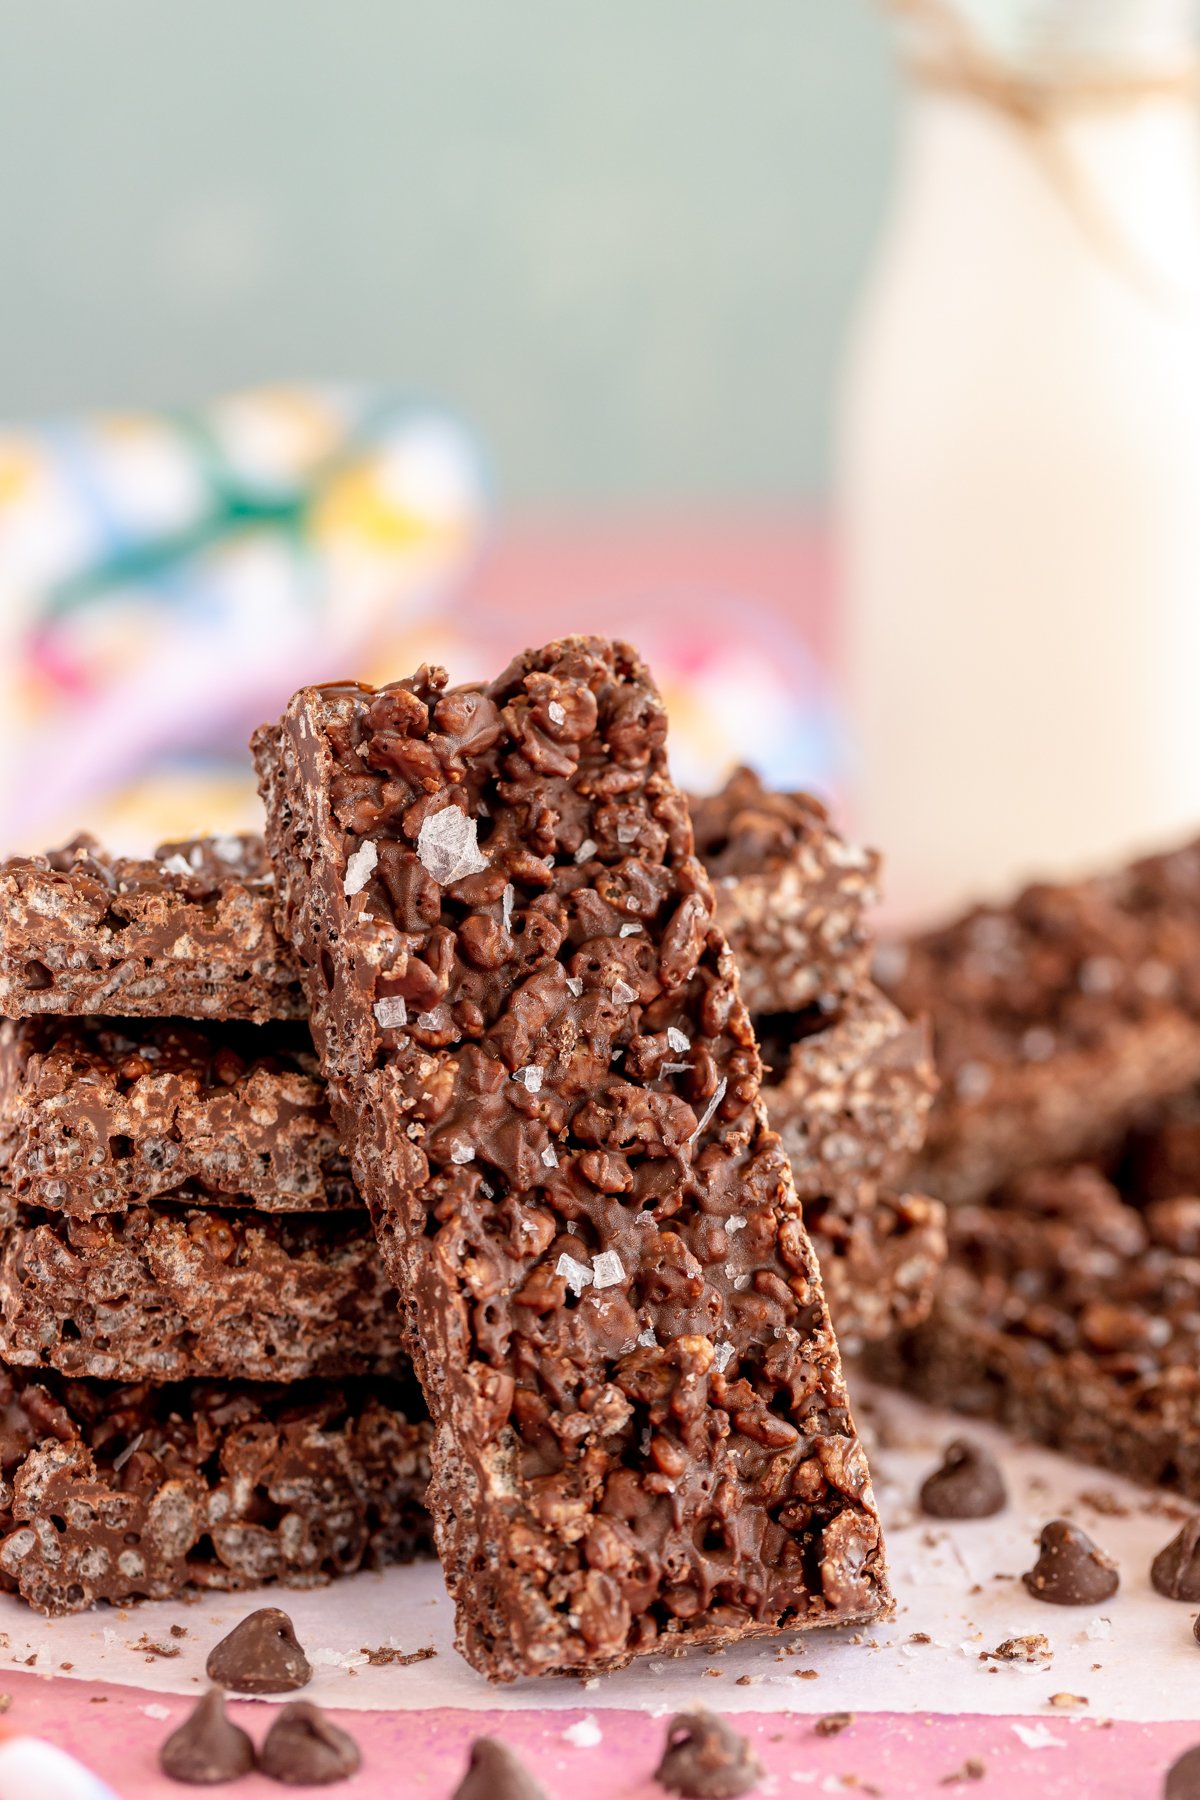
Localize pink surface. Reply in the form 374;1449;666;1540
5;1672;1199;1799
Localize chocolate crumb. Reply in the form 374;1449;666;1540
451;1736;548;1800
1153;1517;1200;1600
908;1632;932;1645
1023;1520;1119;1606
360;1644;437;1667
794;1668;820;1680
259;1702;360;1786
920;1440;1007;1519
205;1608;311;1695
1166;1745;1200;1800
1078;1489;1130;1518
981;1634;1051;1663
170;1625;189;1639
136;1634;182;1660
1049;1691;1088;1707
814;1713;854;1737
939;1759;985;1786
655;1710;763;1798
159;1689;255;1785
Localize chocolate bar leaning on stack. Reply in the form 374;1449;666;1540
871;839;1200;1501
254;637;892;1680
691;769;943;1348
0;837;433;1613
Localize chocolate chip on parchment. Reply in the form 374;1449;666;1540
205;1608;312;1695
919;1440;1007;1519
451;1736;549;1800
1153;1517;1200;1600
159;1689;255;1785
814;1713;854;1737
655;1710;763;1798
1022;1520;1119;1606
259;1702;361;1786
1166;1745;1200;1800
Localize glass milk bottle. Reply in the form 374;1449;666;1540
837;0;1200;926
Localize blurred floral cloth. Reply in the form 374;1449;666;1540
0;384;487;854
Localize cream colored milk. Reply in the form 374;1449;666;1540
838;48;1200;925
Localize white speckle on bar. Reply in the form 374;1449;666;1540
591;1250;625;1289
637;1327;657;1348
479;1181;495;1198
689;1076;728;1145
619;923;641;937
574;838;598;864
556;1252;594;1296
513;1065;543;1094
611;979;637;1005
548;700;566;726
616;820;640;844
416;1006;449;1030
502;884;514;930
417;805;488;885
726;1213;747;1234
666;1026;690;1053
373;996;408;1029
566;976;584;997
541;1144;559;1168
161;854;193;878
712;1341;735;1374
449;1143;475;1165
661;1061;692;1075
563;1716;602;1748
343;840;378;896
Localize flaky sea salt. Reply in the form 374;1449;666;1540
212;835;244;864
726;1214;747;1233
417;1006;449;1030
513;1065;543;1094
637;1328;657;1348
449;1143;475;1165
343;840;378;896
666;1026;690;1053
591;1250;625;1289
712;1341;735;1374
563;1716;602;1748
502;884;515;929
374;996;408;1030
662;1061;692;1075
619;922;641;937
541;1145;559;1168
689;1076;727;1144
566;976;584;997
616;819;640;844
556;1252;594;1297
417;805;488;886
611;979;638;1005
548;700;566;726
574;838;598;864
161;854;193;878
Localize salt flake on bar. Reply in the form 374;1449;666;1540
449;1143;475;1165
417;1006;449;1030
502;884;515;929
574;838;598;864
591;1250;625;1289
343;840;378;896
161;854;193;878
548;700;566;726
726;1214;747;1233
712;1341;735;1374
616;819;640;844
513;1065;543;1094
689;1076;728;1144
541;1145;559;1168
637;1328;657;1348
662;1061;692;1074
556;1252;594;1297
666;1026;690;1053
417;805;488;886
619;923;641;937
566;976;584;997
611;979;638;1005
374;996;408;1029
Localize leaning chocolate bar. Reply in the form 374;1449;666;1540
0;1204;407;1383
0;835;304;1022
0;1017;351;1214
879;840;1200;1204
0;1369;433;1614
254;637;890;1682
868;1140;1200;1500
689;768;879;1014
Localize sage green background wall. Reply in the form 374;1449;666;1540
0;1;898;506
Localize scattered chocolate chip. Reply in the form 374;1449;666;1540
259;1702;360;1786
655;1709;763;1799
450;1736;548;1800
981;1634;1051;1663
159;1689;255;1785
1049;1692;1087;1708
814;1713;853;1737
1153;1517;1200;1600
793;1668;819;1680
360;1643;437;1667
205;1608;312;1695
1166;1745;1200;1800
1022;1519;1119;1605
940;1759;985;1786
919;1440;1007;1519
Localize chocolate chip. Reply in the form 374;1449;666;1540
1022;1519;1119;1605
1166;1745;1200;1800
451;1736;548;1800
259;1702;361;1786
1153;1517;1200;1600
655;1709;763;1799
919;1440;1007;1519
159;1689;255;1784
205;1608;312;1695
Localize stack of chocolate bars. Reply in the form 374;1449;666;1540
874;842;1200;1499
0;835;434;1614
0;637;944;1679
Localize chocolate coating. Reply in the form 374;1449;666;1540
1152;1518;1200;1600
258;1702;360;1784
206;1608;312;1694
919;1440;1007;1520
655;1710;763;1798
158;1689;255;1784
451;1738;549;1800
254;638;889;1682
1022;1520;1119;1606
0;834;303;1021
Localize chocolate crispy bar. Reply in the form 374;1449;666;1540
879;841;1200;1204
0;1017;351;1215
0;835;304;1022
254;637;890;1682
0;1368;433;1614
0;1205;406;1383
868;1142;1200;1500
689;768;879;1014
